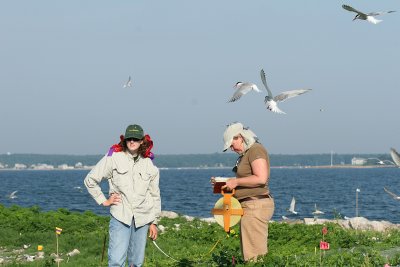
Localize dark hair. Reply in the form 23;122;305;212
138;137;153;157
122;135;154;158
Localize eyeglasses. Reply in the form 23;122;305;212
125;138;141;143
232;155;243;173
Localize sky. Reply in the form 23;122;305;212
0;1;399;155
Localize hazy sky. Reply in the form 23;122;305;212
1;1;399;155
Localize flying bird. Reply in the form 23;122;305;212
384;187;400;200
260;69;311;114
123;76;132;88
287;196;298;214
228;82;261;103
342;4;396;24
8;190;18;199
390;148;400;167
367;158;385;165
312;203;324;215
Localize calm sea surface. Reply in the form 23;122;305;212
1;167;400;223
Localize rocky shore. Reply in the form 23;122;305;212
160;211;400;232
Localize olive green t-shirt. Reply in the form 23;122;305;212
234;143;270;200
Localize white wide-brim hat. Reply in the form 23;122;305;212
223;123;244;151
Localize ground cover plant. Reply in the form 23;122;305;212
1;204;400;266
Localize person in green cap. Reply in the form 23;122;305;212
84;124;160;267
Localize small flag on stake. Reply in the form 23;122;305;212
320;241;330;250
322;227;328;236
56;227;62;235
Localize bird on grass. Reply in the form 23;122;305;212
390;148;400;167
260;69;311;114
287;196;298;214
123;76;132;88
342;4;396;24
384;187;400;200
228;82;261;103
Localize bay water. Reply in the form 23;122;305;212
1;167;400;223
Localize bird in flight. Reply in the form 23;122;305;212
8;190;18;199
390;148;400;167
287;196;298;214
342;4;396;24
260;69;311;114
312;203;324;215
228;82;261;103
384;187;400;200
123;76;132;88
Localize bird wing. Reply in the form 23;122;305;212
260;69;274;98
383;160;395;165
368;11;396;16
228;86;252;102
390;148;400;166
274;89;312;103
123;76;131;88
384;187;400;199
342;4;366;16
289;197;296;212
10;191;18;197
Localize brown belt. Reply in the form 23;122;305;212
239;195;270;203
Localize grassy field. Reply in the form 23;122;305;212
1;204;400;266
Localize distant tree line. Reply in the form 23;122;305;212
0;152;394;168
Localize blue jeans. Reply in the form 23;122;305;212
108;216;149;267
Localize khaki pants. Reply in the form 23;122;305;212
240;197;275;262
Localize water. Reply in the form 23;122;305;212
1;167;400;223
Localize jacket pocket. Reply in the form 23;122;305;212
111;167;129;187
139;171;152;181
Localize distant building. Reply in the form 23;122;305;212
14;163;27;170
352;157;367;166
0;162;5;169
75;162;83;169
31;164;54;170
58;164;74;170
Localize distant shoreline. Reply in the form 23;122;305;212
0;164;397;171
274;164;398;169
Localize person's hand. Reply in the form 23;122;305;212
222;179;238;191
148;224;158;240
102;193;121;206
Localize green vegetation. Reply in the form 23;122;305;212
1;205;400;266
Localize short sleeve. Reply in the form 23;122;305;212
248;144;268;163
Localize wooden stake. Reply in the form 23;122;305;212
101;233;107;265
56;234;60;267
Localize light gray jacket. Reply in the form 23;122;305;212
84;151;161;227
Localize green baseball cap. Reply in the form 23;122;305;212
124;124;144;139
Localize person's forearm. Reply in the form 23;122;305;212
235;175;267;187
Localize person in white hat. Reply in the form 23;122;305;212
219;122;274;262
